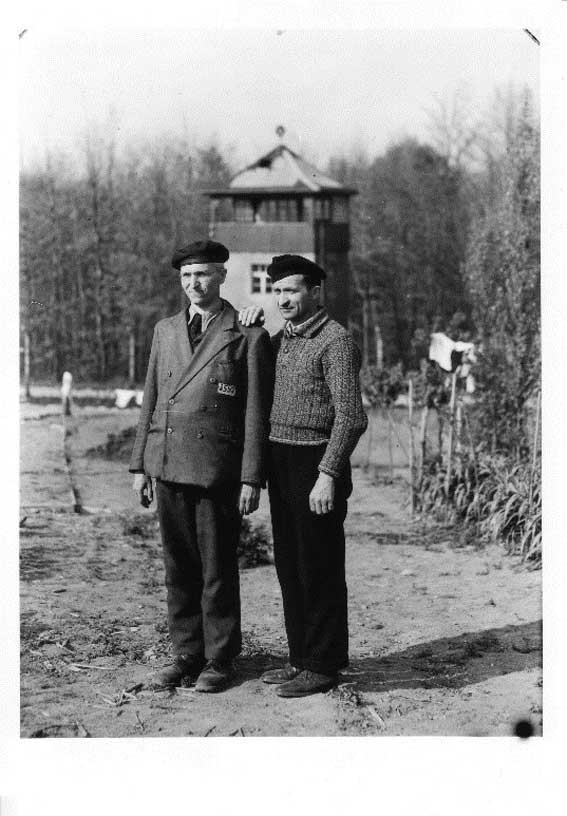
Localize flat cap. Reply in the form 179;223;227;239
267;254;326;284
172;239;229;270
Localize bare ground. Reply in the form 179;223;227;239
20;403;542;738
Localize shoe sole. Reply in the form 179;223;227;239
276;682;337;698
194;681;232;693
261;674;300;685
147;668;205;691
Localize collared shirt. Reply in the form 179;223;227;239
188;300;223;334
284;307;325;338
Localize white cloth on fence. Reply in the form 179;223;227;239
115;389;144;409
429;333;476;372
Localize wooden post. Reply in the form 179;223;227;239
365;408;374;469
418;404;429;484
361;294;370;369
23;330;31;399
462;403;481;532
408;378;414;515
455;399;463;454
128;328;136;389
444;372;457;497
528;389;541;512
386;408;395;481
61;371;73;416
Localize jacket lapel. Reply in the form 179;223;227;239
168;309;194;376
170;301;240;397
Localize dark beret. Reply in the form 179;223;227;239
267;254;326;284
171;239;229;270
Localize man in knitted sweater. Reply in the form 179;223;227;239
242;254;368;697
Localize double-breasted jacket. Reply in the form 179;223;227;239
129;301;272;488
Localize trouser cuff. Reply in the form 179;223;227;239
302;657;348;676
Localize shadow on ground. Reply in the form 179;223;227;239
230;621;542;694
342;620;542;692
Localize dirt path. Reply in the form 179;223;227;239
20;407;542;737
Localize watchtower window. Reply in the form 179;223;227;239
251;264;272;294
258;198;301;222
331;196;349;223
234;200;254;223
314;198;331;220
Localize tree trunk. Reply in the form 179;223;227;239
23;330;31;399
418;405;429;483
128;328;136;388
369;297;383;370
408;377;415;515
445;372;458;496
361;293;370;369
93;264;106;381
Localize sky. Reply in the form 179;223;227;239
19;27;540;171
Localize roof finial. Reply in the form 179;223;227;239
275;125;285;141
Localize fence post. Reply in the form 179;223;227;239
386;407;395;481
408;377;414;515
128;328;136;389
444;371;457;497
528;389;541;514
23;330;31;399
455;399;463;454
366;407;374;469
61;371;73;416
418;403;429;484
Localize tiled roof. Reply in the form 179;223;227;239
228;145;347;192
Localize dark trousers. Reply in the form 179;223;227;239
268;442;351;676
156;480;241;662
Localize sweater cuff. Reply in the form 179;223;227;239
318;464;340;479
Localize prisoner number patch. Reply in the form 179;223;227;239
217;382;236;397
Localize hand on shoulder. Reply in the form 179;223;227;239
238;305;265;327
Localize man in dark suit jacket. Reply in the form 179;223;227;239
130;239;272;693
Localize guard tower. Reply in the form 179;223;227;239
207;131;357;333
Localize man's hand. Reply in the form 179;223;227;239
239;483;260;515
238;305;265;327
309;472;335;515
133;473;154;508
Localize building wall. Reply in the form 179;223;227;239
222;251;315;335
212;222;313;254
213;219;351;332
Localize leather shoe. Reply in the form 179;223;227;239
276;669;337;698
194;660;235;693
147;654;205;690
261;664;301;684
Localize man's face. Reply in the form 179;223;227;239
272;273;320;325
179;263;226;309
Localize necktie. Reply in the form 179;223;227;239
188;313;203;347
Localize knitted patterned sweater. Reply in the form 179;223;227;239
269;308;368;478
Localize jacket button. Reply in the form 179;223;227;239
209;377;217;383
168;399;174;405
197;431;203;439
167;427;173;434
167;370;172;377
283;346;289;353
213;403;219;409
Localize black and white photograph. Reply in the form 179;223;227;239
3;0;566;812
